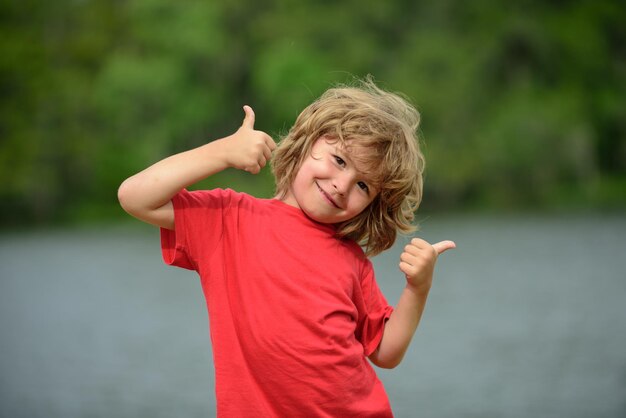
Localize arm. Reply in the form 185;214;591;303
117;106;276;229
368;239;456;369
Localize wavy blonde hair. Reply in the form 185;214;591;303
271;77;424;256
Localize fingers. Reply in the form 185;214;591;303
398;261;415;277
402;238;435;258
243;153;268;174
241;140;273;175
399;237;455;287
242;105;255;129
399;251;418;265
400;238;455;275
262;133;276;160
265;135;277;152
405;238;455;256
432;240;456;255
245;164;261;175
242;106;276;154
243;150;271;175
237;105;277;175
262;144;273;161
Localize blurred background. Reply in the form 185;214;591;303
1;0;625;417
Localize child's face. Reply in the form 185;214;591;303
282;137;378;224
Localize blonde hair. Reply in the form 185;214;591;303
271;77;424;256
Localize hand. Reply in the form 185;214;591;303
225;105;276;174
399;238;456;292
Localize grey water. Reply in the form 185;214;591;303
1;213;625;418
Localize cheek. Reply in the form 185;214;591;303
349;193;374;214
298;156;326;178
293;162;313;183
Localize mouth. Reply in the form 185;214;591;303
316;182;341;209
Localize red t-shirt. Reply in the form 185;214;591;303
161;188;394;417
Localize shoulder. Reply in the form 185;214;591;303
334;237;372;272
339;237;368;259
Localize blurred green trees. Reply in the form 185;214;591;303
1;0;624;225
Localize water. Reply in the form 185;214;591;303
1;213;625;418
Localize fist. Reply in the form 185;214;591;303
399;238;456;291
227;105;277;174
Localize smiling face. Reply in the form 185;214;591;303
281;137;379;225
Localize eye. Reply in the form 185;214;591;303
333;155;346;167
357;181;369;192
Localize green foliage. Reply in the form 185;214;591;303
1;0;625;225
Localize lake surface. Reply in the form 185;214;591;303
1;213;625;418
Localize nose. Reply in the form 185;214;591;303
332;173;353;195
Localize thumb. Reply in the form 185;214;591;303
432;240;456;255
241;105;255;130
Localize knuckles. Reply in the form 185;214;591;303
245;165;261;174
402;245;437;261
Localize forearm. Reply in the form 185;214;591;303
118;138;231;219
118;105;275;228
370;284;430;369
371;238;455;368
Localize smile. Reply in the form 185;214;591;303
316;182;340;209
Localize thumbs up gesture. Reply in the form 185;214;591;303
399;238;456;292
225;105;277;174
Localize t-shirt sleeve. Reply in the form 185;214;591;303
160;188;229;271
355;259;394;356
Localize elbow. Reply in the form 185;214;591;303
369;350;404;369
374;358;402;370
117;178;137;216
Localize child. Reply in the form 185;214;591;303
118;78;455;417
